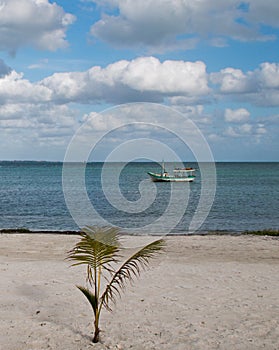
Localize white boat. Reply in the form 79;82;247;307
147;163;196;182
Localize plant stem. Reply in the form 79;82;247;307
93;324;100;343
93;312;100;343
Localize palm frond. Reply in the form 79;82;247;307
100;239;165;311
66;226;121;273
77;285;98;316
82;226;122;247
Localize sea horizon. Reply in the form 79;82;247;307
0;160;278;163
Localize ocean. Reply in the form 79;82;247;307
0;161;278;234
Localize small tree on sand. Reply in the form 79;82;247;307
67;226;165;343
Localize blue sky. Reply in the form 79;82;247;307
0;0;278;161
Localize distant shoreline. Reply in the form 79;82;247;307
0;160;279;164
1;228;278;237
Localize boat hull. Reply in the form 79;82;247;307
147;172;195;182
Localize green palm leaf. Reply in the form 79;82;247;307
67;226;121;275
77;285;98;316
82;226;121;247
100;239;165;311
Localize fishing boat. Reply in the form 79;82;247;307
147;162;196;182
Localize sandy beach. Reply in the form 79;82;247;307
1;233;279;350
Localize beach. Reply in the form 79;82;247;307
1;233;279;350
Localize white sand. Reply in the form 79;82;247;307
1;233;279;350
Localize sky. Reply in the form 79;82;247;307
0;0;278;161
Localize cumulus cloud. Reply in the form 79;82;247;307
1;58;278;114
0;70;52;103
89;0;279;52
0;67;78;145
224;123;255;138
41;56;210;104
239;123;253;133
210;68;253;93
225;108;250;123
0;102;75;124
223;117;271;139
211;62;279;106
211;63;279;93
0;0;75;54
255;124;267;135
0;102;78;152
257;62;279;89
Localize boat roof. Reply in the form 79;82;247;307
173;168;195;172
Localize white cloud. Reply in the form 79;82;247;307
82;111;124;132
257;62;279;89
120;58;209;94
223;120;269;139
0;103;25;120
225;108;250;123
0;100;78;159
2;58;278;112
0;102;78;152
0;118;33;129
41;56;210;103
224;126;239;137
211;62;279;106
256;125;267;135
0;70;52;103
89;0;279;52
212;62;279;94
211;68;253;93
0;57;209;132
239;123;252;133
0;0;75;54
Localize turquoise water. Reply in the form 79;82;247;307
0;161;278;233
